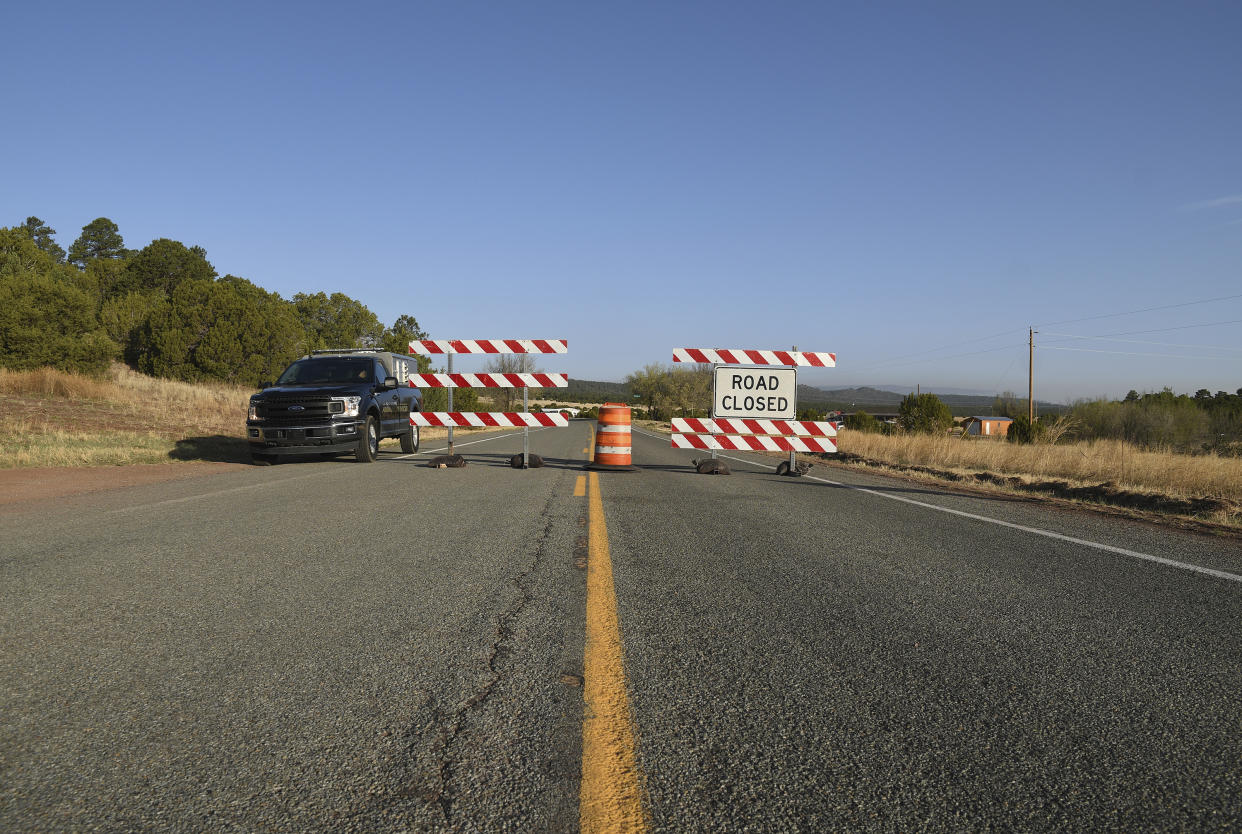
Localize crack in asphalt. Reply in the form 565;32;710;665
418;490;558;826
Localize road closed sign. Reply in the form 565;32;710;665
713;366;796;420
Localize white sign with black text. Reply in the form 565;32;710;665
712;366;797;420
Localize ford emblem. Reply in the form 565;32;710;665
289;405;305;412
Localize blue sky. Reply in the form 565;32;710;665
5;1;1240;401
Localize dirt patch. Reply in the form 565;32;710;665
0;462;247;508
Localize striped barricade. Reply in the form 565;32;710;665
671;418;838;438
670;347;838;473
673;348;836;367
409;339;568;355
408;373;568;388
412;412;569;428
406;338;570;467
671;433;838;454
671;417;839;454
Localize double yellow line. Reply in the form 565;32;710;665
575;465;647;832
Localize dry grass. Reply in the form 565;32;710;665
0;419;175;468
639;418;1240;527
837;432;1242;502
0;364;509;468
1;364;250;436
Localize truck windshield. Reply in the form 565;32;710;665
276;359;373;385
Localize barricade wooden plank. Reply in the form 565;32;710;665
672;348;836;367
671;433;838;453
671;417;839;437
409;339;568;355
412;412;569;427
408;373;568;388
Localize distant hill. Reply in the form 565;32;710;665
560;378;631;404
558;379;1065;416
798;385;1066;416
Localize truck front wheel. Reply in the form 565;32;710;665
356;415;379;462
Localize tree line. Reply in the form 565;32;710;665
622;361;1239;455
846;388;1242;454
0;216;448;394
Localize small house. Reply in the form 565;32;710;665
963;416;1014;437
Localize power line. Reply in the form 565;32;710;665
1034;292;1242;328
1039;331;1242;353
1056;318;1242;339
848;331;1022;371
1041;346;1242;361
847;341;1025;372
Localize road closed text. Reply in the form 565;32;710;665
712;367;797;420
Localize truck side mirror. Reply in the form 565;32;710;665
384;376;399;390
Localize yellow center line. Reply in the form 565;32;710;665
574;474;587;497
580;471;647;833
585;422;595;457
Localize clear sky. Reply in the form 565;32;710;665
5;1;1240;402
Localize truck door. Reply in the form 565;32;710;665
375;358;400;432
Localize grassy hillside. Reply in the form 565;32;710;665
0;364;478;468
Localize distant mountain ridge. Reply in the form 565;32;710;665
559;379;1064;416
798;385;1065;415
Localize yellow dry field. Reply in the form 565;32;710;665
0;365;467;469
638;419;1240;528
839;432;1242;502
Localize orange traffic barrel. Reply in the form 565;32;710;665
587;403;639;471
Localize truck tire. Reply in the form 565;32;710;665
356;415;379;463
400;409;420;454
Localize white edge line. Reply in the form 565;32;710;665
632;427;1242;585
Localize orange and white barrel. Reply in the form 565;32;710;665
587;403;639;471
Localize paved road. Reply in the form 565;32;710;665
2;422;1239;832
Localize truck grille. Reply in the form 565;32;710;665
257;396;341;424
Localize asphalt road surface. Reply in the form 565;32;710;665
2;422;1239;832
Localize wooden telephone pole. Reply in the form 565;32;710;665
1028;328;1035;423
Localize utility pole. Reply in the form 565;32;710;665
1028;327;1035;423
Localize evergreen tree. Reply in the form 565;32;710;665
139;276;304;385
898;392;953;434
293;291;385;350
0;229;117;375
67;217;127;266
115;238;216;299
22;217;66;262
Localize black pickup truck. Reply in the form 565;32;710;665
247;349;423;464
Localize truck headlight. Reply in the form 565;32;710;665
341;396;362;417
248;401;259;420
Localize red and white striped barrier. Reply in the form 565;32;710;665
408;373;568;388
672;433;838;453
409;339;568;355
672;417;838;438
412;412;569;428
673;348;836;367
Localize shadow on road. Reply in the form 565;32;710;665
169;436;252;464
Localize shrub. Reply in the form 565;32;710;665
845;410;883;433
898;393;953;434
1007;416;1047;444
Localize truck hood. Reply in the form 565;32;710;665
254;384;373;398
